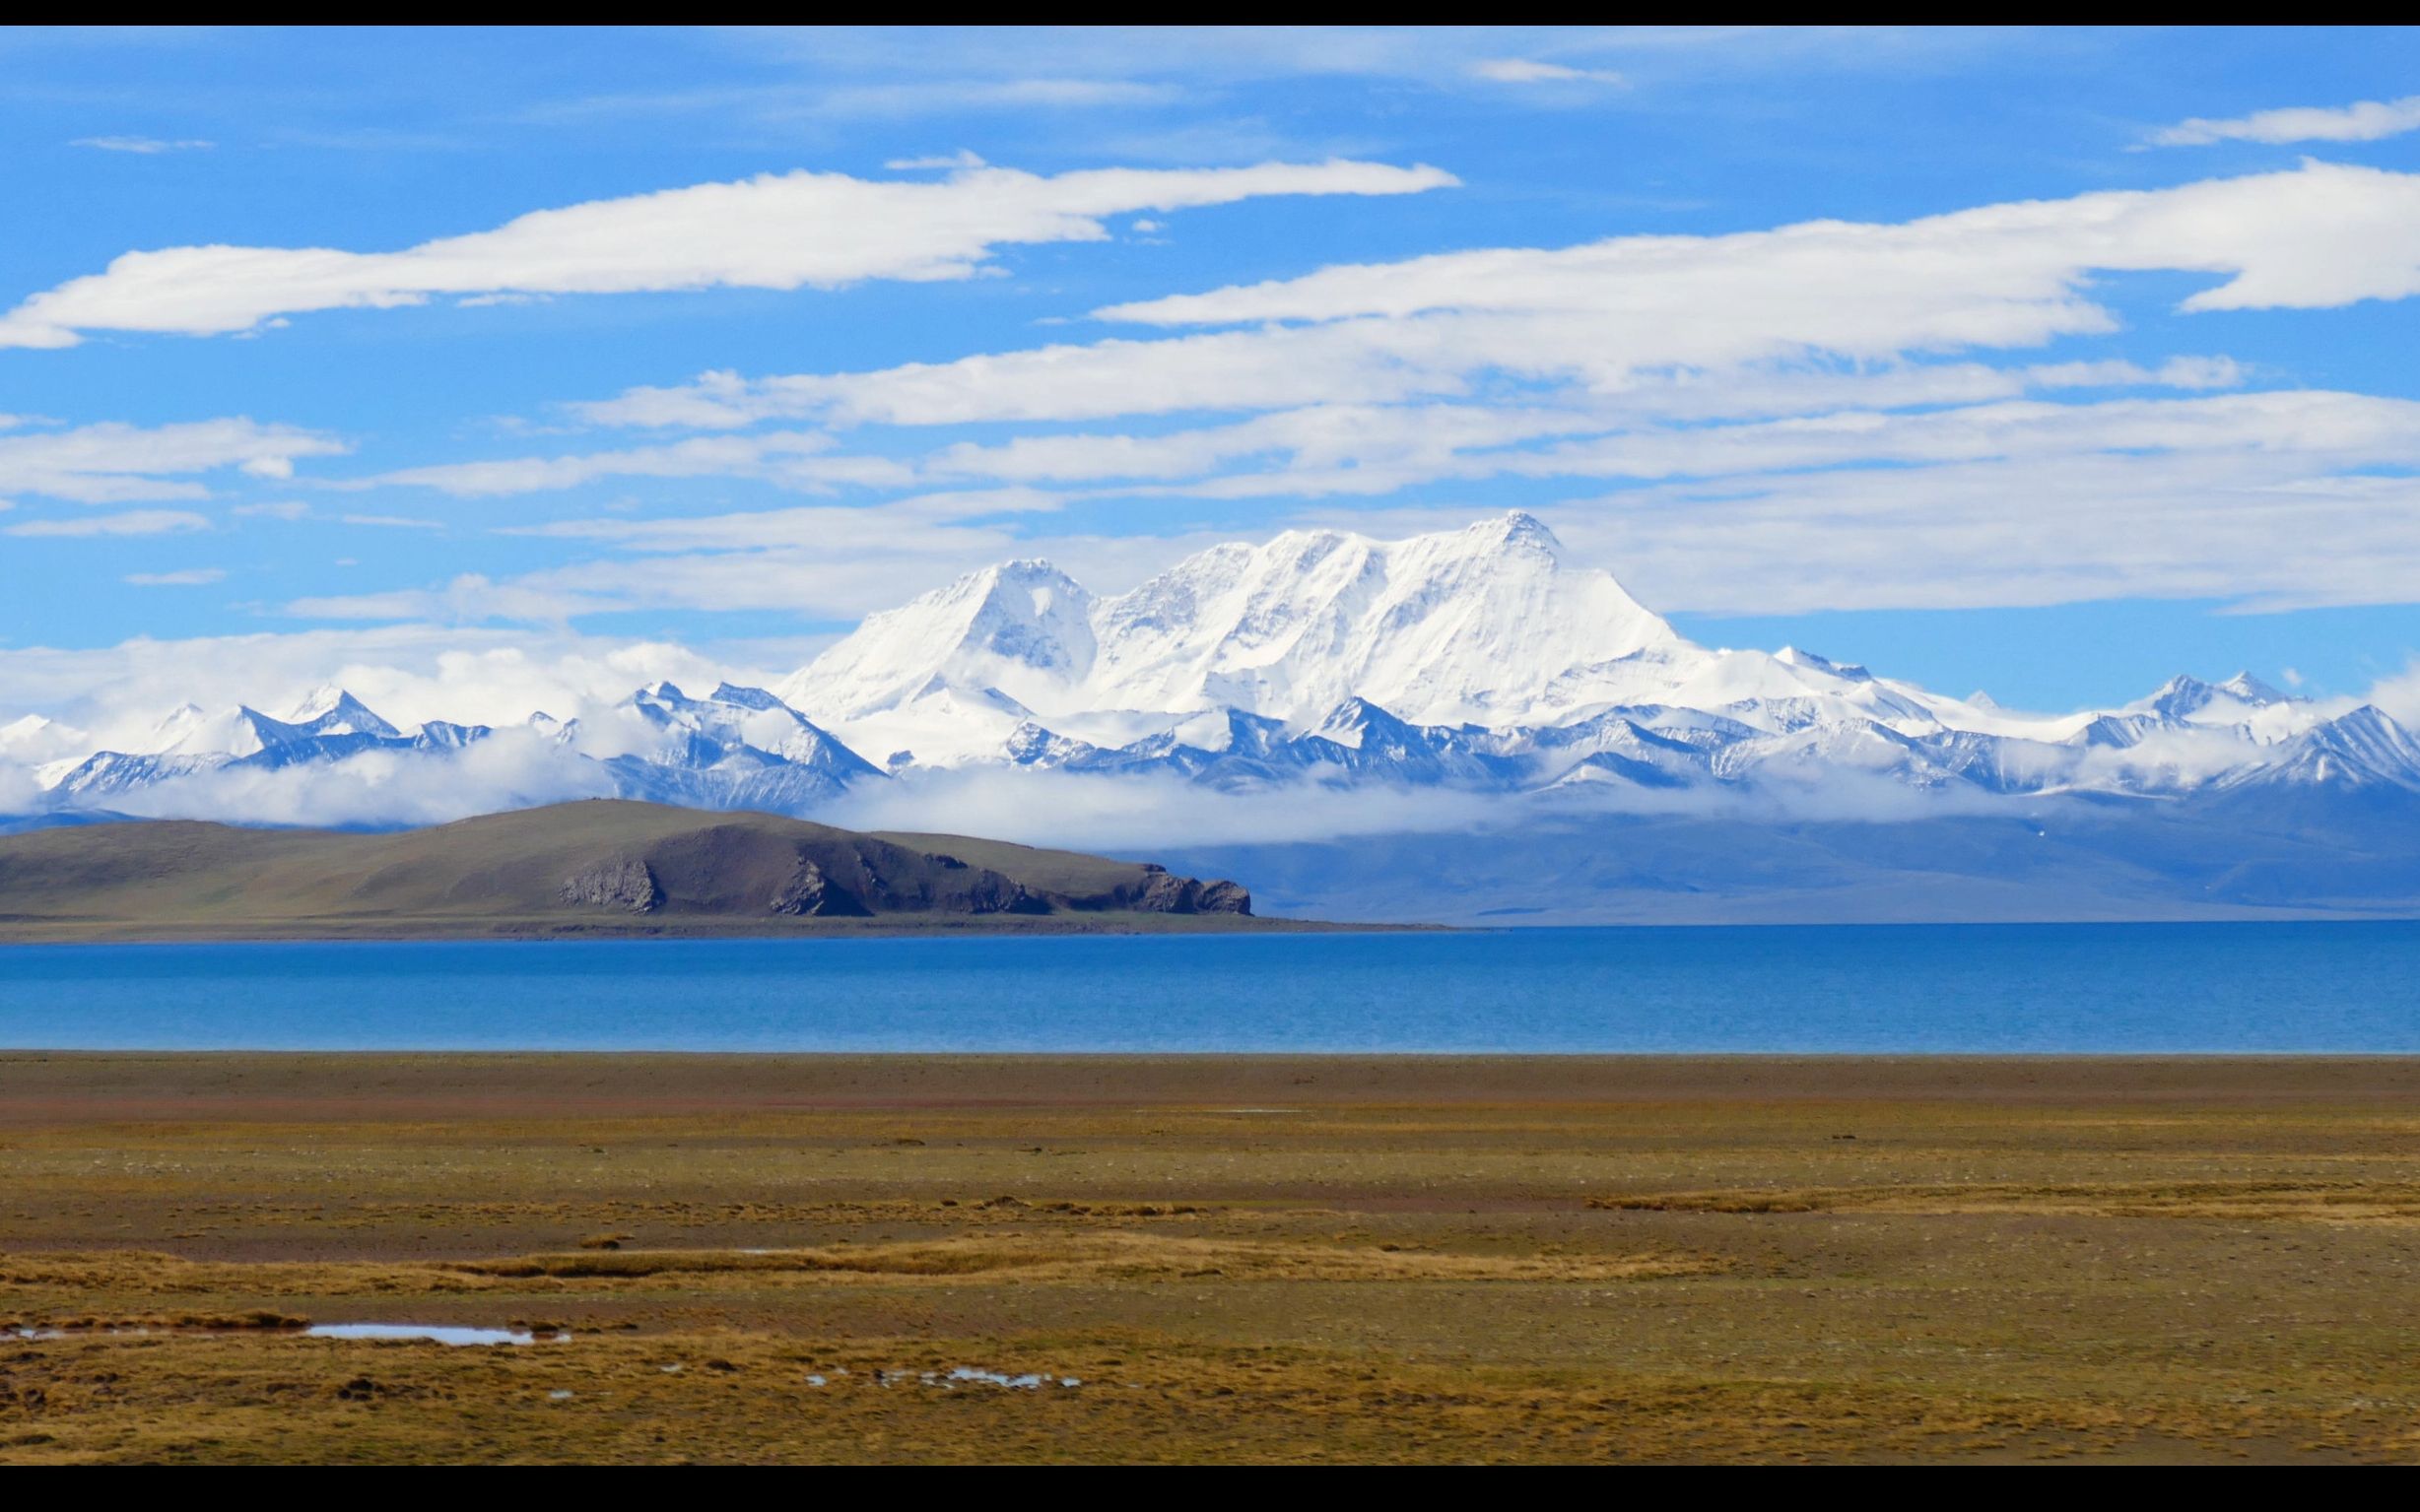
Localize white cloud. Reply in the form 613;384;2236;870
1544;449;2420;616
1102;162;2420;326
0;625;776;747
272;160;2420;627
296;491;1063;625
821;759;2045;853
823;765;1508;850
88;729;617;829
570;328;1467;429
335;513;447;531
356;430;908;497
329;385;2420;623
6;509;209;538
883;150;987;170
70;135;214;154
0;158;1455;349
284;573;609;626
1470;59;1626;87
817;79;1180;116
124;567;227;586
0;419;344;503
2150;96;2420;148
429;371;2306;555
575;164;2420;437
2368;659;2420;728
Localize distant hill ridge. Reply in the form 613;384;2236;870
0;800;1257;941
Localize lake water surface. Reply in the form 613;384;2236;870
3;923;2417;1053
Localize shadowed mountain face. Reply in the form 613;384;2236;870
0;800;1252;940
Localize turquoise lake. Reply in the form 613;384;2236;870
3;922;2417;1053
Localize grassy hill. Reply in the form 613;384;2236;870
0;800;1274;942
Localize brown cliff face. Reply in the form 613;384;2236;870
557;857;661;914
562;822;1241;920
1125;865;1253;916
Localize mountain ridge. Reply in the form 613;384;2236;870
6;513;2417;929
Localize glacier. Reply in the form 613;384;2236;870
8;511;2419;920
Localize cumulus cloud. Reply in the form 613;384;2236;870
2149;96;2420;148
0;158;1454;349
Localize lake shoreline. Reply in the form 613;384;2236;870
0;909;1398;945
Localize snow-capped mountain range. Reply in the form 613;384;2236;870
12;512;2420;818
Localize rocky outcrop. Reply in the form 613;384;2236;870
1128;864;1253;916
559;857;660;913
768;857;860;916
1192;879;1252;915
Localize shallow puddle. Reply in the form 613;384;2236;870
306;1323;567;1346
947;1367;1081;1389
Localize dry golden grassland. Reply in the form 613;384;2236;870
2;1053;2416;1463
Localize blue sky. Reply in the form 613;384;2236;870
4;25;2420;718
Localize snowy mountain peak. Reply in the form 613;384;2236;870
0;713;84;763
774;557;1096;721
780;511;1687;746
707;682;784;710
2251;704;2420;790
2141;672;2298;722
287;683;356;722
13;515;2405;830
1774;646;1873;683
1478;508;1564;557
1312;695;1427;751
281;687;400;740
2216;671;2294;706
